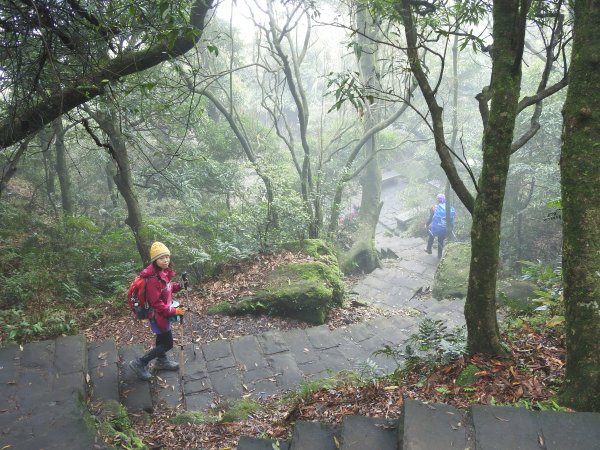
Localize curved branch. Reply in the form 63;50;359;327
0;0;214;149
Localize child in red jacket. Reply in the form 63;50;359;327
129;242;186;381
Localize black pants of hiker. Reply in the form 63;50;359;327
140;330;173;364
427;232;446;258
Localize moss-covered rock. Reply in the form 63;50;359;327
496;278;538;311
209;241;345;324
338;238;380;275
432;242;470;299
280;239;336;260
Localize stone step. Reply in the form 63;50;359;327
471;405;600;450
118;344;153;412
289;420;340;450
153;347;184;409
339;415;398;450
180;343;214;410
54;334;88;375
0;338;97;450
402;399;469;450
87;338;120;403
237;436;290;449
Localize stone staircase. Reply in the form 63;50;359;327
237;399;600;450
4;333;600;449
87;316;420;414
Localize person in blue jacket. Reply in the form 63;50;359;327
425;193;455;258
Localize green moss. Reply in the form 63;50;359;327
207;301;234;315
432;242;470;299
209;240;345;323
171;399;261;424
279;239;336;259
220;398;262;422
210;253;345;324
272;261;345;304
339;239;379;275
456;364;479;387
91;400;147;449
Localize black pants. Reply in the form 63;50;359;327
427;232;446;257
140;330;173;364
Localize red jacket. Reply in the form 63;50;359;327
139;264;183;333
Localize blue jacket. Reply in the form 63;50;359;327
429;203;455;236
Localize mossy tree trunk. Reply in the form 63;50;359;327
558;0;600;412
464;0;528;355
343;4;382;274
53;118;73;216
399;0;567;355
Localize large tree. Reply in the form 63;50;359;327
396;0;568;353
558;0;600;412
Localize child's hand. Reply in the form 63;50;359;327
175;307;186;316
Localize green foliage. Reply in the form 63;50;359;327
375;318;466;374
0;202;141;342
456;364;479;387
90;400;147;450
0;307;79;344
518;261;564;327
514;398;564;412
0;309;45;342
171;398;261;424
353;358;385;380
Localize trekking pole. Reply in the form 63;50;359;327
182;272;197;360
179;272;189;381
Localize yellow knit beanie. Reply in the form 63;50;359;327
150;241;170;262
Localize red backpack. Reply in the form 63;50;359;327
127;275;159;320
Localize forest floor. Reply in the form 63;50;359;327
83;252;566;450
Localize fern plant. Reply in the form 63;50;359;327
374;318;467;374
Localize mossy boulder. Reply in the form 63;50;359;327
280;239;336;260
496;278;539;311
338;238;380;275
209;240;345;324
432;242;471;299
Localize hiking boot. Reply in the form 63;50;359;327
154;356;179;371
424;248;432;254
129;358;152;381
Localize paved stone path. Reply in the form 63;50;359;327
0;179;469;447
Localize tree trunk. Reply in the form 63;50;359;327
202;91;279;230
0;139;30;199
86;110;149;263
341;4;382;274
464;0;528;355
39;125;56;212
53;119;73;216
398;0;475;213
558;0;600;412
